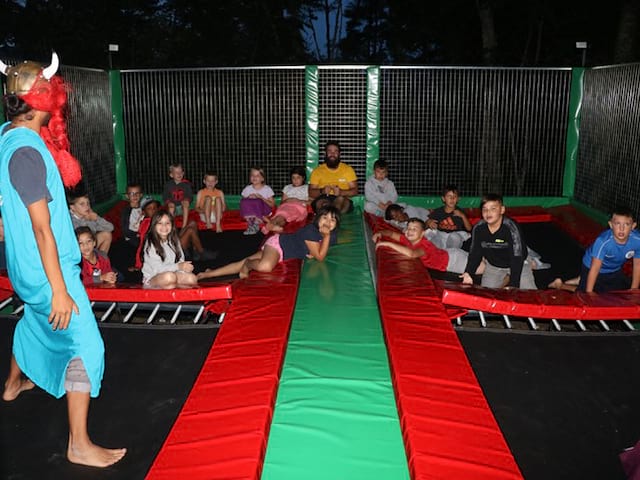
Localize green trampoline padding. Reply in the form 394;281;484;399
261;212;409;480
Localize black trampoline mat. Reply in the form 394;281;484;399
458;330;640;480
0;319;216;479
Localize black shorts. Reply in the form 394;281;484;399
577;264;630;292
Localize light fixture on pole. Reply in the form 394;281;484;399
576;41;588;67
108;44;119;69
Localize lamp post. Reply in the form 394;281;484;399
576;41;588;67
108;44;119;69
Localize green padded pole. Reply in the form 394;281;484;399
366;66;380;179
110;70;127;194
305;66;320;178
563;67;584;199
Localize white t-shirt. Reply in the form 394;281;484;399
241;184;275;199
282;184;309;201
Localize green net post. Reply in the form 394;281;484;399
563;67;584;199
366;66;380;180
305;66;320;178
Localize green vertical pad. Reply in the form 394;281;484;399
305;66;320;179
563;67;584;198
262;213;409;480
366;66;380;180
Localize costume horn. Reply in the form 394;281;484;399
42;52;59;80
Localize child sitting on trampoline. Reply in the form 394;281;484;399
198;205;340;280
195;171;225;232
364;159;398;217
240;166;275;235
549;206;640;293
76;227;117;285
69;192;114;254
141;210;198;288
425;185;472;249
163;163;194;230
385;202;431;230
262;166;310;233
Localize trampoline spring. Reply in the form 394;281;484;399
478;310;487;328
218;312;226;324
527;317;538;330
456;316;462;326
502;314;512;329
575;320;587;331
100;302;117;322
169;305;182;325
623;319;635;331
551;319;562;331
598;320;610;332
13;304;24;315
123;303;138;323
146;304;161;324
0;296;14;310
193;305;205;324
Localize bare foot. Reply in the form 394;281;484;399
239;264;250;279
67;440;127;468
270;225;284;232
205;222;212;230
3;378;35;401
548;278;563;289
216;224;223;233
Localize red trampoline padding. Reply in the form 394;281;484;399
146;259;301;480
377;252;523;480
466;205;552;224
441;283;640;320
85;281;232;303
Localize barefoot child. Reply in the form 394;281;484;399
163;163;193;230
198;205;340;280
141;211;198;289
195;171;225;232
76;227;117;285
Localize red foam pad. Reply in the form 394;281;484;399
442;283;640;320
146;259;301;480
466;205;552;224
85;281;232;303
376;251;523;479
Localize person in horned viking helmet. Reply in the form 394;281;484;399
0;53;126;467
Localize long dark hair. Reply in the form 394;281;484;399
143;211;182;263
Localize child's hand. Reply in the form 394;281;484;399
460;272;473;285
426;219;438;230
319;224;332;236
453;208;465;217
372;232;381;242
101;271;117;283
178;261;194;273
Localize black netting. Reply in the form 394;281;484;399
61;66;115;204
576;65;640;216
380;67;572;197
121;68;306;196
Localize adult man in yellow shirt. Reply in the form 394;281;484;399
309;141;358;213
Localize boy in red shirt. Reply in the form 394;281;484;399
373;218;477;274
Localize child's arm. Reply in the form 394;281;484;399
94;215;114;232
262;195;275;208
376;241;424;259
454;208;473;231
305;226;333;261
219;191;226;212
585;258;603;293
194;190;204;212
372;229;401;243
632;257;640;289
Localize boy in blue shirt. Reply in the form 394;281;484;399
578;207;640;293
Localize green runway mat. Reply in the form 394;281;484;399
261;212;409;480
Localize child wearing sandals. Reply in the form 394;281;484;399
76;227;117;286
240;166;275;235
141;210;198;289
262;166;309;233
198;205;340;280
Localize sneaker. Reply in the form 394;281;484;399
243;222;260;235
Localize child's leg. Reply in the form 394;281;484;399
2;355;34;401
166;201;176;217
243;245;280;274
147;272;179;289
175;272;198;288
180;200;190;230
262;215;286;233
548;278;578;291
197;251;262;280
203;197;213;229
66;389;126;467
214;200;223;232
96;231;112;254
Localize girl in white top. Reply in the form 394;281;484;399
141;211;197;288
263;166;309;233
